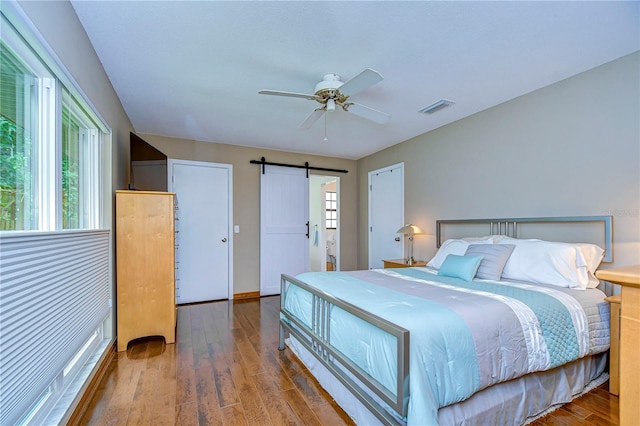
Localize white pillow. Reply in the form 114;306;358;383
574;243;605;287
496;238;590;289
461;235;504;243
427;238;493;269
496;236;605;288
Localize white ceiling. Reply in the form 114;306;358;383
71;1;639;160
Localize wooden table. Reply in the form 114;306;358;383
382;259;426;268
596;265;640;424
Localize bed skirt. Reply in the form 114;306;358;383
286;336;608;425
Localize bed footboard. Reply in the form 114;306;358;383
278;274;409;425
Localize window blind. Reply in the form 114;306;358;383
0;230;110;425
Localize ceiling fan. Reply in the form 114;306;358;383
259;68;391;130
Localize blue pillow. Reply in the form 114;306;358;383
438;254;484;281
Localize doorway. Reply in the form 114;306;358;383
309;175;340;272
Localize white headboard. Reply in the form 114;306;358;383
436;216;613;263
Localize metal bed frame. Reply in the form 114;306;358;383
278;215;613;425
436;215;613;262
278;274;409;425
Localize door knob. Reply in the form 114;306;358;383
221;237;227;243
394;237;401;242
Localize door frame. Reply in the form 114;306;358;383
323;176;341;272
368;162;404;268
309;175;340;272
167;159;234;300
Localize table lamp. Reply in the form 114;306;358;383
396;224;424;265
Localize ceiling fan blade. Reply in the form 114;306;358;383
345;102;391;124
338;68;383;96
299;108;325;129
259;89;318;100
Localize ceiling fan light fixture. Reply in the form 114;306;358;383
418;99;455;114
315;74;343;93
326;98;336;112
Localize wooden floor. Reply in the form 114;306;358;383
81;296;619;425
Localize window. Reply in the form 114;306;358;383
0;6;112;426
0;14;104;231
62;89;101;229
325;191;337;229
0;40;40;230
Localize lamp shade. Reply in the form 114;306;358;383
396;224;424;235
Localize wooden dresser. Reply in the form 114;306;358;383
115;190;176;352
596;265;640;424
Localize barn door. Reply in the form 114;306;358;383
260;165;309;295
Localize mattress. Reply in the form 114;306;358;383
287;335;607;425
281;267;610;425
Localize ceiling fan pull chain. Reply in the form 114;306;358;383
323;112;328;142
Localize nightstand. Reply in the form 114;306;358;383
604;294;621;395
596;265;640;424
382;259;426;268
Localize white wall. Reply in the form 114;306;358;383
357;52;640;270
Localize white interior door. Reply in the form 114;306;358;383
368;163;404;269
260;165;309;296
170;160;232;303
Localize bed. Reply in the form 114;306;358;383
278;216;613;425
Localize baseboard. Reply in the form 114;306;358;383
234;291;261;300
65;340;116;426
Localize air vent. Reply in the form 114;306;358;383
418;99;455;114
